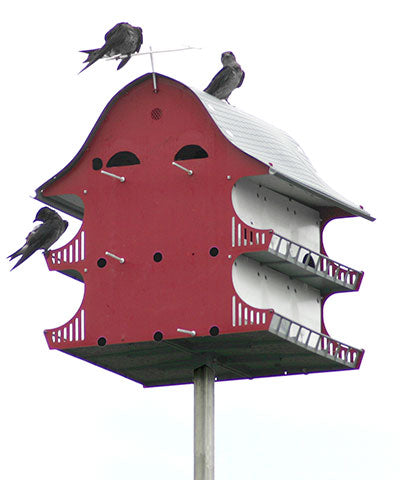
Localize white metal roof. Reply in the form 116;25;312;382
192;88;374;221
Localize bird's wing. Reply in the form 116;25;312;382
61;220;69;235
117;56;131;70
128;26;143;53
9;222;56;270
137;27;143;52
204;67;232;95
26;223;41;242
115;27;143;69
237;70;245;88
104;22;129;42
104;23;141;52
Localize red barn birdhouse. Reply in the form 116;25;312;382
35;73;374;387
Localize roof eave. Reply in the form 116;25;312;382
272;171;375;221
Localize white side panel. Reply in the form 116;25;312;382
232;177;320;251
232;255;321;332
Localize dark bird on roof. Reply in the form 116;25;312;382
204;51;245;102
80;22;143;73
8;207;68;271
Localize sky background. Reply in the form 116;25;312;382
1;1;399;478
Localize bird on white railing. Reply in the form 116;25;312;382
8;207;68;270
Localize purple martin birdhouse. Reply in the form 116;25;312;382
35;73;374;387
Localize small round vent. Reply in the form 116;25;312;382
151;108;162;120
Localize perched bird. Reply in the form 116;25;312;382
8;207;68;271
204;51;245;101
80;22;143;73
302;253;316;268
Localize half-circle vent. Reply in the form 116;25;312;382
106;151;141;167
174;145;208;161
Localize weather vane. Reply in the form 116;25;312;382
106;45;201;92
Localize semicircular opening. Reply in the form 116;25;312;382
174;145;208;161
106;151;141;167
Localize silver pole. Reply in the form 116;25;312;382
194;365;215;480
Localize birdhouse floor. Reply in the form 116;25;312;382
62;321;362;387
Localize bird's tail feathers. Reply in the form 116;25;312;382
79;49;101;73
7;246;24;261
80;49;98;61
10;249;37;271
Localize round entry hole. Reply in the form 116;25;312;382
97;337;107;346
153;252;163;262
97;258;107;268
209;247;219;257
209;326;219;337
154;331;163;342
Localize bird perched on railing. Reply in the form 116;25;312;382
8;207;68;271
204;51;245;102
80;22;143;73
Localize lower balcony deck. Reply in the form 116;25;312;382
61;313;363;387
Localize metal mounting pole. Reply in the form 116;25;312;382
194;365;215;480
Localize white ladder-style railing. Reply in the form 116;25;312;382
269;313;363;368
268;232;361;289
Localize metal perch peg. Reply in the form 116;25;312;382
100;170;126;182
177;328;196;336
105;251;125;264
172;162;193;176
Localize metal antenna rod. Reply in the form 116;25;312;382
149;46;158;92
105;46;201;61
194;365;215;480
105;46;200;95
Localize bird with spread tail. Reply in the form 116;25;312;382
80;22;143;73
8;207;68;271
204;51;245;102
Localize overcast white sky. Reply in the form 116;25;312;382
1;1;399;479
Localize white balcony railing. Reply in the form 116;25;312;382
270;312;363;368
268;232;361;289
